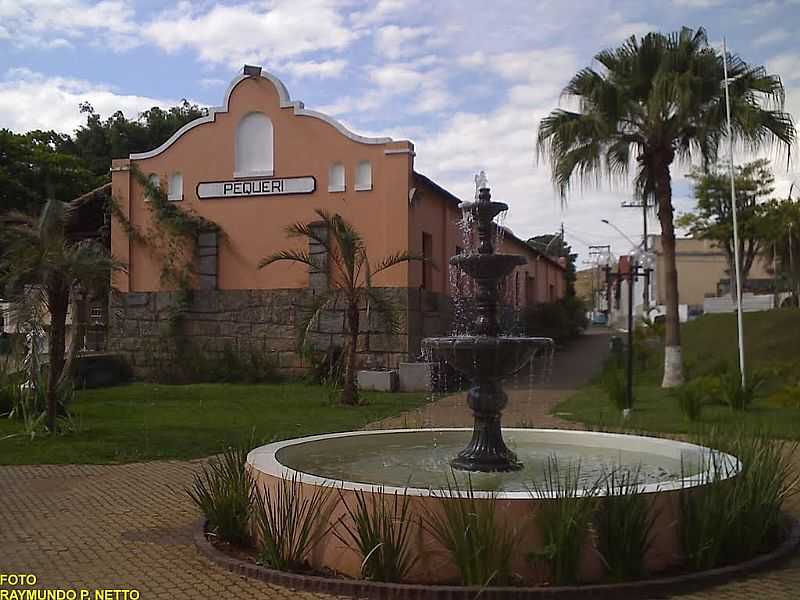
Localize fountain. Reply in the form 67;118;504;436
246;172;740;584
422;173;553;472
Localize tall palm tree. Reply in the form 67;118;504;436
0;198;122;431
259;209;423;405
537;27;794;387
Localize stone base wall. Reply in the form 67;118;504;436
108;288;451;380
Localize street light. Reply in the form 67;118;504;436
601;219;640;251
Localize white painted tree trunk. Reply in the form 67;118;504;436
661;345;684;388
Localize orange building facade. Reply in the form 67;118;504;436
109;66;565;375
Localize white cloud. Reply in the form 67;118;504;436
349;0;410;29
144;0;356;67
0;0;138;51
285;59;347;79
374;25;432;59
0;68;177;134
768;53;800;84
603;20;659;43
753;28;789;47
671;0;723;7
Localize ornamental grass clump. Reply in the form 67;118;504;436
334;488;417;582
529;458;599;586
424;475;520;587
672;382;704;421
187;445;255;547
253;474;335;571
680;429;798;570
595;466;656;580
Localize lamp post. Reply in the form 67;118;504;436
723;38;747;388
604;259;651;418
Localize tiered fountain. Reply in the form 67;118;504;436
422;173;553;472
247;173;738;584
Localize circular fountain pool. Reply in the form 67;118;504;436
246;428;739;584
248;428;734;496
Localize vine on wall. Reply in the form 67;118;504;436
109;165;222;335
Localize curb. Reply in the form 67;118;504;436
194;516;800;599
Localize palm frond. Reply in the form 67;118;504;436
363;287;402;335
370;252;427;277
258;249;325;272
295;290;339;349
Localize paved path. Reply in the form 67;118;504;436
1;329;799;599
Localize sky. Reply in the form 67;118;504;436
1;0;799;265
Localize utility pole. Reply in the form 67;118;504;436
621;199;652;310
589;245;612;319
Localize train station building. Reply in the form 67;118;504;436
109;66;566;376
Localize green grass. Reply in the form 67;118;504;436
555;384;800;439
554;309;800;440
0;383;427;465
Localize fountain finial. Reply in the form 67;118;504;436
474;170;489;198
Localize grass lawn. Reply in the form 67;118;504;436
553;309;800;440
555;384;800;440
0;383;428;465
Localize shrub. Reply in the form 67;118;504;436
521;298;587;344
187;445;255;547
595;467;656;580
334;488;417;582
767;384;800;408
672;383;704;421
602;365;627;412
720;369;766;410
424;475;519;586
529;459;599;585
680;430;798;569
253;474;335;571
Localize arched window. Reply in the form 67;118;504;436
168;172;183;201
235;112;274;177
355;160;372;191
328;162;345;192
145;173;160;202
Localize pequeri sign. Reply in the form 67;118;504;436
197;176;315;199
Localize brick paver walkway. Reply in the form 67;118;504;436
1;329;799;599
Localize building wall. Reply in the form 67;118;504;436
109;68;566;376
112;72;415;294
652;236;774;307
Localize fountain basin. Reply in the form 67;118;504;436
247;428;739;584
423;336;553;382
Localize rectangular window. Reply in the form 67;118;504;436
422;232;433;290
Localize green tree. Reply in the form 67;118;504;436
0;129;102;213
0;199;122;431
761;194;800;300
537;27;794;387
678;159;775;299
528;233;577;298
259;210;423;406
74;101;205;177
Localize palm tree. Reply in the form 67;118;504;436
0;198;122;431
259;209;424;405
537;27;794;387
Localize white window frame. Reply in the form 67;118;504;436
168;172;183;202
354;160;372;191
144;173;160;202
234;112;274;178
328;162;345;192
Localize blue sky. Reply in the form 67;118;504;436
1;0;798;263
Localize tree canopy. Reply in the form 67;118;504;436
0;100;205;215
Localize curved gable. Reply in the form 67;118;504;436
130;65;396;160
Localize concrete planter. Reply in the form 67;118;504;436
357;369;398;392
398;362;432;392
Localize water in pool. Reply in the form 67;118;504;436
276;430;705;492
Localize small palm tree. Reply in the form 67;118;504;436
538;27;794;387
0;198;122;431
259;210;423;405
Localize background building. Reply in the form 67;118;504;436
109;66;565;376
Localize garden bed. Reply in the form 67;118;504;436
195;515;800;600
